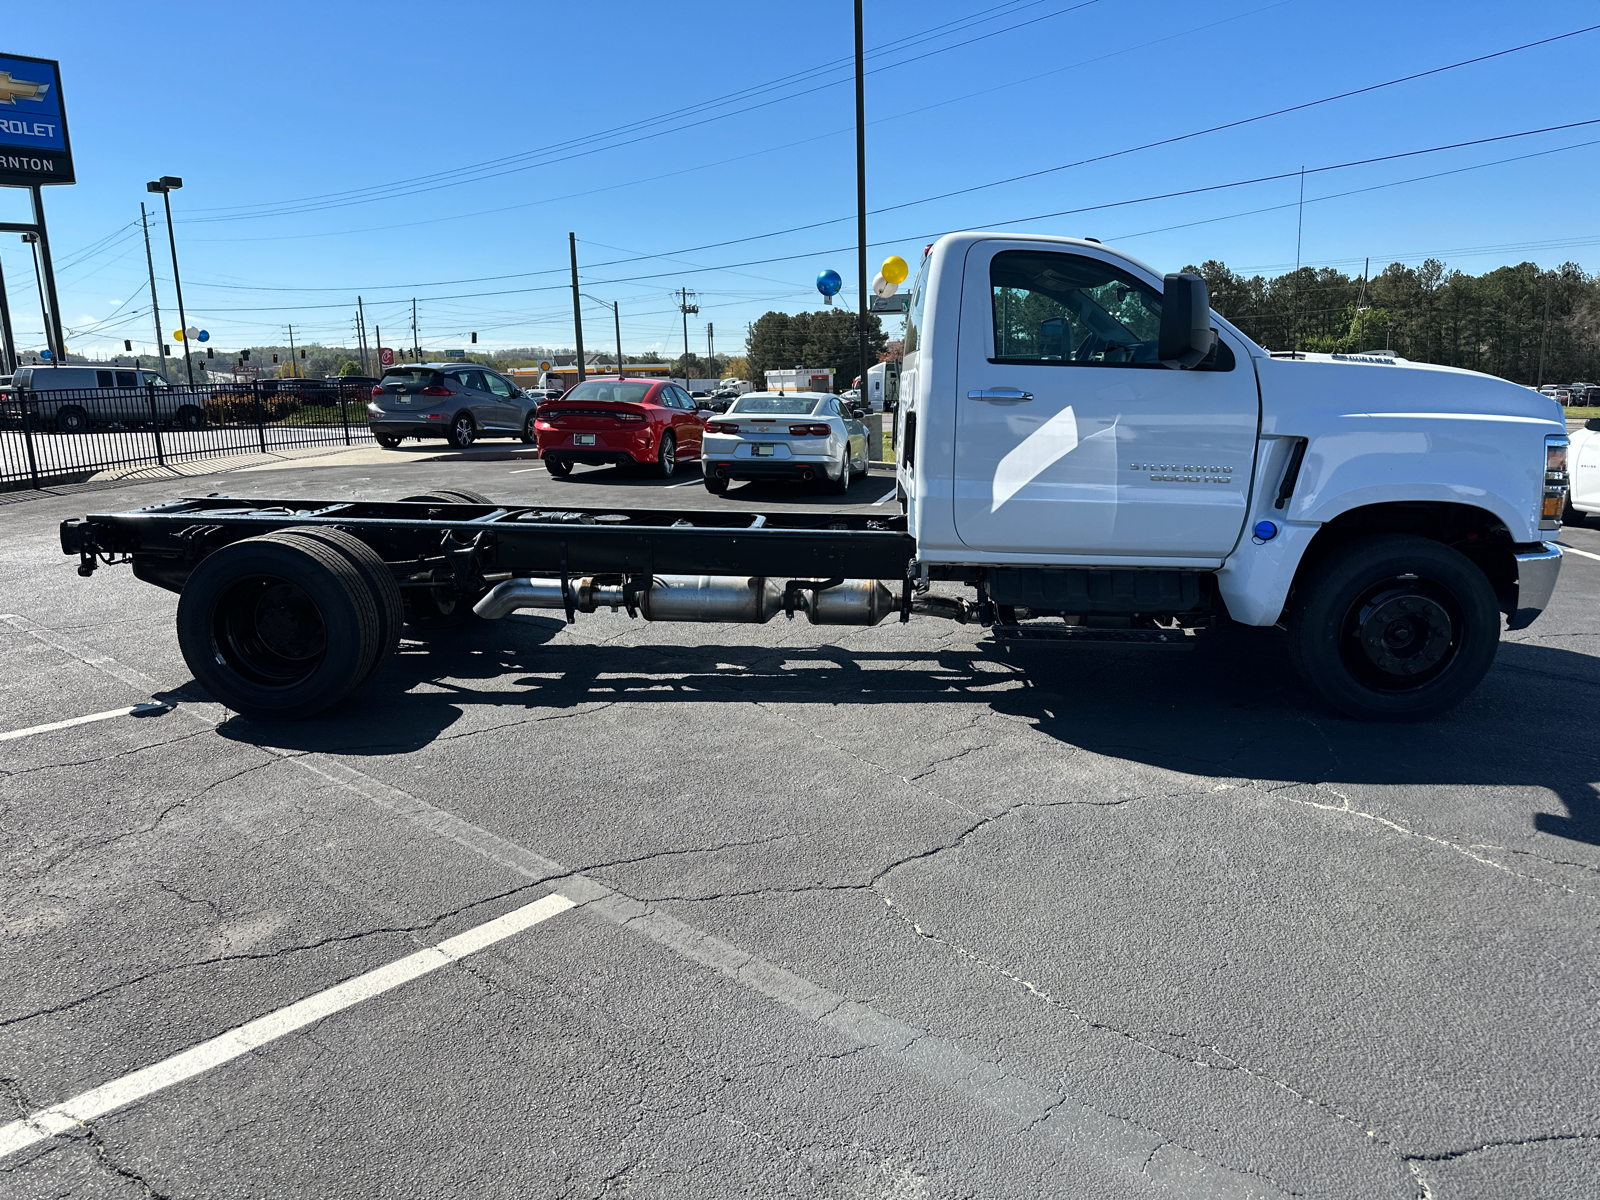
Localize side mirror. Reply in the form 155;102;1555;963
1159;273;1216;369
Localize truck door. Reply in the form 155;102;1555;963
953;241;1258;560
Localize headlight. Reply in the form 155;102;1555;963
1542;434;1569;529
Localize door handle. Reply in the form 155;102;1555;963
967;387;1033;402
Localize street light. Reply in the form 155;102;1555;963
581;294;622;376
146;177;195;386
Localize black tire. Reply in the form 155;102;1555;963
446;411;475;449
545;457;573;477
400;488;493;505
175;405;205;430
1562;493;1587;528
520;414;537;444
704;473;729;495
1287;534;1500;722
175;534;379;721
829;446;852;494
57;406;90;434
376;433;403;449
653;431;677;479
274;527;403;685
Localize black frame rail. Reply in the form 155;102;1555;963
62;495;917;586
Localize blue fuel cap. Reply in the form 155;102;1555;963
1253;520;1278;541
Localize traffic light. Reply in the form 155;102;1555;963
124;340;132;352
240;349;250;361
206;347;214;359
300;348;306;358
471;331;477;343
272;353;279;363
162;345;170;356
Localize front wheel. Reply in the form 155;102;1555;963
56;406;90;434
1288;534;1501;722
520;414;537;444
375;433;403;449
446;412;475;449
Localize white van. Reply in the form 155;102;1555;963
10;365;204;433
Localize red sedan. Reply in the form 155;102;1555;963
535;378;708;478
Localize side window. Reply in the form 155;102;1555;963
96;370;115;388
456;370;485;391
116;371;137;387
990;250;1163;367
484;373;514;397
144;372;168;387
677;387;696;409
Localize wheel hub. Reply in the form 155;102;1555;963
1355;591;1453;677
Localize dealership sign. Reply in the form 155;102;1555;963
0;53;73;187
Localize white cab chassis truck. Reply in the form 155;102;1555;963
61;232;1569;723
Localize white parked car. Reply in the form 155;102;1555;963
701;390;869;495
1565;417;1599;526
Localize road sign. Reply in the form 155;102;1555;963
378;347;395;367
0;54;73;187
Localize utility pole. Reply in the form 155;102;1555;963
568;233;586;383
287;324;297;378
854;0;869;395
356;295;370;374
707;321;714;369
139;203;165;370
147;178;194;385
0;251;15;374
411;298;420;362
1291;165;1304;355
613;300;622;375
1356;257;1369;350
1537;276;1552;387
677;287;698;386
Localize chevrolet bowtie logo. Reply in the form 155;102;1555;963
0;72;51;106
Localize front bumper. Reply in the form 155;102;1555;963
1507;541;1562;630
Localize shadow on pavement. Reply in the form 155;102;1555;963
213;617;1600;848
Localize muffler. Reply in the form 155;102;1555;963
473;574;895;625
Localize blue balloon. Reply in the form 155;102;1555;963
39;349;52;360
816;269;842;298
197;330;210;342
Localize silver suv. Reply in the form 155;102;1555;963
367;363;539;449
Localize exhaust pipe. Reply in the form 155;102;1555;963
800;468;814;481
474;574;896;626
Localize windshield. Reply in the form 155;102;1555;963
145;373;169;387
560;381;653;404
729;394;822;416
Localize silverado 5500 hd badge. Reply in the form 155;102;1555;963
1130;463;1235;484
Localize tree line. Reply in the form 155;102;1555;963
1188;257;1600;385
744;309;891;391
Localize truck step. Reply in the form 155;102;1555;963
988;623;1200;648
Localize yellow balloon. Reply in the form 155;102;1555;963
173;329;185;341
881;255;909;285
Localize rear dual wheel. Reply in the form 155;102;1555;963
176;527;402;721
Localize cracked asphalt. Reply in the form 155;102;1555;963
1;456;1597;1200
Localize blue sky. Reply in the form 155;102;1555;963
3;0;1598;363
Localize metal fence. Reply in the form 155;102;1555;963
0;379;376;490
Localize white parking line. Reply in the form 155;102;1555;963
871;487;897;506
0;703;171;743
1557;541;1600;562
667;477;704;488
0;892;574;1161
508;466;544;474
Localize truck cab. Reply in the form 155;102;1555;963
896;232;1567;719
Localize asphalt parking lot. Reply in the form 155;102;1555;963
2;454;1597;1200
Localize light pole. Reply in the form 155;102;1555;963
581;294;622;375
146;177;195;386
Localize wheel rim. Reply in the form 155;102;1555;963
63;410;85;433
454;415;473;444
1340;578;1460;691
661;437;675;473
212;574;326;688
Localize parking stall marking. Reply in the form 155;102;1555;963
0;703;171;743
0;893;575;1161
508;466;544;474
871;486;897;505
1557;541;1600;562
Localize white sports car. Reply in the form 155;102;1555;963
1566;417;1599;526
701;391;869;495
